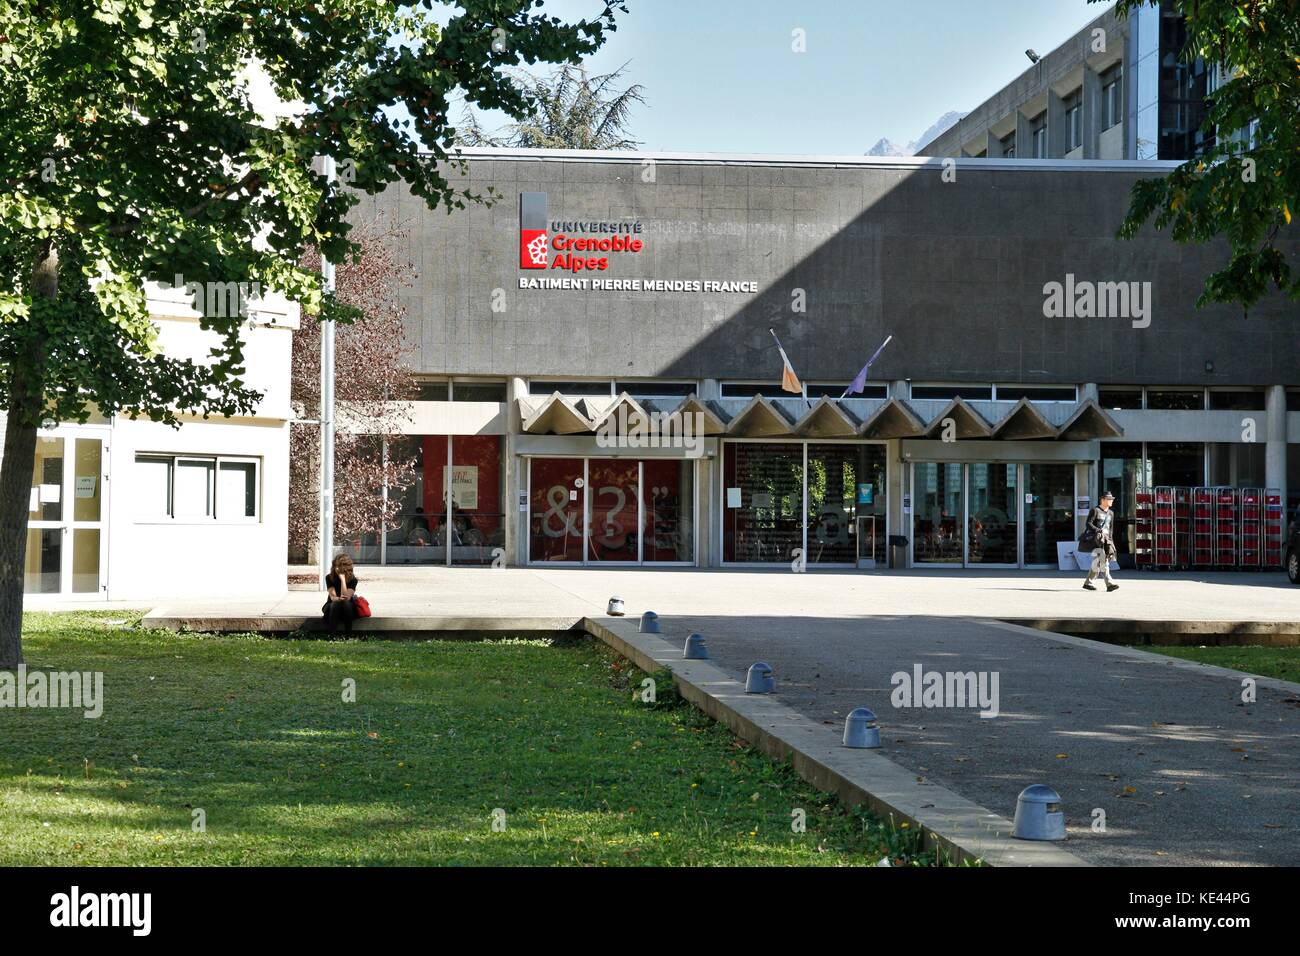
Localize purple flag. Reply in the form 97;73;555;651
841;335;893;398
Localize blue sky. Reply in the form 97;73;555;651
451;0;1113;154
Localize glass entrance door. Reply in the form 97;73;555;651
26;432;107;596
966;463;1019;566
587;459;640;564
913;462;964;564
1024;463;1076;565
529;458;586;562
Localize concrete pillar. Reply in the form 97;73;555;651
507;376;527;566
1047;90;1067;158
700;377;721;401
1015;110;1033;158
986;131;1003;158
1266;384;1287;495
889;438;909;568
1082;66;1102;159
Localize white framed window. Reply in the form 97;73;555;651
135;454;261;523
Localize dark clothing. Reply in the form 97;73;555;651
1081;506;1118;568
323;573;359;635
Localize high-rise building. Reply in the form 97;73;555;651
918;2;1222;162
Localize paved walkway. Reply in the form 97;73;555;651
33;567;1300;866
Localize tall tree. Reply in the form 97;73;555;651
290;218;419;564
1101;0;1299;311
457;62;644;148
0;1;625;666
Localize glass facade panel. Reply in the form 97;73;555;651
1100;441;1143;563
385;436;439;564
33;436;64;521
587;459;641;563
806;444;886;565
449;435;505;565
1148;441;1204;486
914;462;963;563
967;463;1018;565
1024;463;1075;565
73;439;101;522
643;459;694;563
723;443;803;563
24;528;61;593
530;457;585;562
72;528;100;593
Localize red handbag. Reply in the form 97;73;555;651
353;595;372;618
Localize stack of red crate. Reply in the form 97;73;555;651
1192;487;1214;567
1264;489;1284;568
1153;487;1177;568
1239;488;1263;569
1214;487;1237;567
1133;488;1154;569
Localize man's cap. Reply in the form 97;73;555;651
1100;491;1115;499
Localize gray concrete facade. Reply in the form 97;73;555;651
357;149;1298;385
342;148;1297;571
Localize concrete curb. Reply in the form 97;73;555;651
141;612;583;634
583;616;1089;867
986;619;1300;697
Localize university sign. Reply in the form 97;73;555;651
517;191;757;294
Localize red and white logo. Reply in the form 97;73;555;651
519;192;548;269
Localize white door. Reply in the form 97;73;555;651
25;430;108;597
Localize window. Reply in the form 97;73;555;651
452;381;506;402
1146;388;1205;410
1100;65;1123;129
415;380;450;401
1064;92;1082;150
615;381;699;399
999;132;1016;158
1099;388;1143;410
175;458;215;518
910;384;994;402
529;380;612;396
1207;389;1265;411
1031;114;1048;158
995;385;1077;402
721;382;804;399
819;383;888;399
135;456;173;519
135;454;260;522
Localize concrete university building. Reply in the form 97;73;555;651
340;146;1299;573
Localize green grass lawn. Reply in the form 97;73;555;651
1;612;952;866
1142;644;1300;683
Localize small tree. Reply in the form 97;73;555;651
0;1;624;666
290;218;419;565
458;62;644;149
1101;0;1299;312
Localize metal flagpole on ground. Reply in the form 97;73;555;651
319;155;336;591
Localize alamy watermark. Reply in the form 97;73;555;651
595;407;705;458
1;665;103;719
1042;273;1151;329
890;664;999;718
167;273;262;319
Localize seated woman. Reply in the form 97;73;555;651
323;554;359;635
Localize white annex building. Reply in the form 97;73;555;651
11;284;297;603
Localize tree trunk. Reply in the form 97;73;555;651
0;244;57;667
0;388;40;666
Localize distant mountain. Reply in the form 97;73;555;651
864;110;967;157
865;137;913;157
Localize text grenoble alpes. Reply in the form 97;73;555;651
518;277;758;293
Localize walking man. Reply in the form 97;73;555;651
1081;491;1119;591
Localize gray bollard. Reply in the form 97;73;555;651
638;611;661;634
1012;784;1066;841
683;633;709;659
745;661;775;694
842;707;881;748
606;595;625;617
